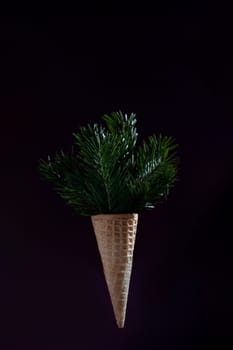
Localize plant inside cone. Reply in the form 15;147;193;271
38;111;179;328
38;111;179;215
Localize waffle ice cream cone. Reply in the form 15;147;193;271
91;213;138;328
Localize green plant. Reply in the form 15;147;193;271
38;111;179;216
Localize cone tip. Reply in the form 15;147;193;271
117;319;125;328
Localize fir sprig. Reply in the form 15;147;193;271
38;111;179;215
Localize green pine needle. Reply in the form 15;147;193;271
38;111;179;216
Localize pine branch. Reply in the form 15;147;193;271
38;111;179;215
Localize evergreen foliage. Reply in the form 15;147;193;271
38;111;179;216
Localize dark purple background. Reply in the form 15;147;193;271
0;12;232;349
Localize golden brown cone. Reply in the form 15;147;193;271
91;213;138;328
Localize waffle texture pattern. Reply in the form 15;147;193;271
91;213;138;328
